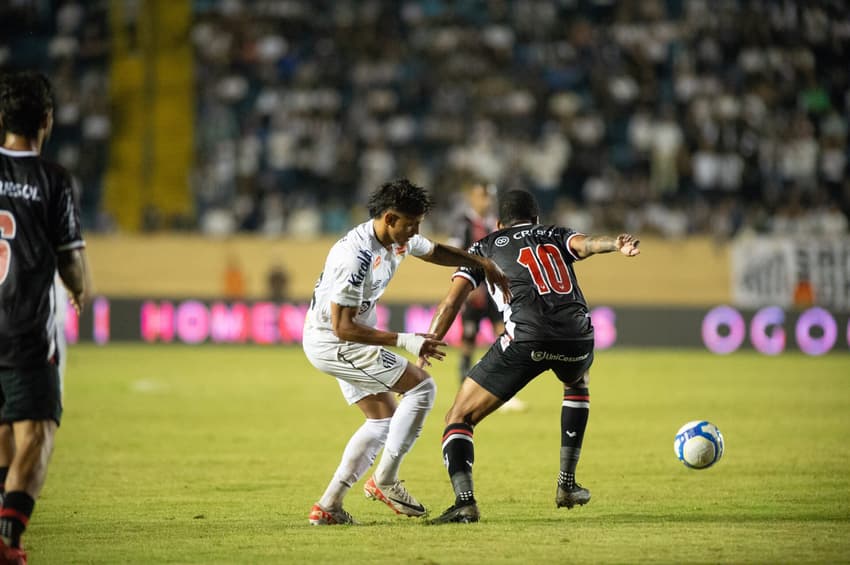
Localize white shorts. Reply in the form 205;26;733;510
303;339;408;405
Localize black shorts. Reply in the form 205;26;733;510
468;339;594;401
0;364;63;425
461;300;502;340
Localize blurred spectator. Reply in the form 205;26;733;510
223;254;246;299
266;261;290;302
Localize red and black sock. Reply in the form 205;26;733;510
0;491;34;549
560;387;590;489
441;423;476;506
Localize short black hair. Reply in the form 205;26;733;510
367;178;434;218
499;190;539;225
0;71;54;138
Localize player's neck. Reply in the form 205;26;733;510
505;219;536;228
2;132;42;154
371;219;393;249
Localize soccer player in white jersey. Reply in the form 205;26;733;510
304;178;511;525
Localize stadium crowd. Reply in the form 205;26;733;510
3;0;849;239
1;0;110;231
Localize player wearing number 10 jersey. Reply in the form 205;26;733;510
422;189;640;524
0;70;89;561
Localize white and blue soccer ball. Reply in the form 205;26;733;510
674;420;724;469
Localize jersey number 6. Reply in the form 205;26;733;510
516;244;573;295
0;210;16;286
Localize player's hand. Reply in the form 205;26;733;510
482;259;512;303
397;332;447;360
418;334;447;362
617;234;640;257
70;292;86;315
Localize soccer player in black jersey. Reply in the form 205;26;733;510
448;181;526;411
421;189;640;524
0;71;90;560
447;183;503;376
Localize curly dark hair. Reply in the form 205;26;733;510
367;178;434;218
0;71;54;138
499;190;540;225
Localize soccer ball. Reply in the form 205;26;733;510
674;420;724;469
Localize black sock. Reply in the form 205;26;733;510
0;491;34;549
459;354;471;382
560;388;590;489
0;466;7;501
442;423;475;506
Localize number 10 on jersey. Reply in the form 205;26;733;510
516;244;573;295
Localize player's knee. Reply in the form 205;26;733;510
408;377;436;409
366;417;391;443
565;370;590;389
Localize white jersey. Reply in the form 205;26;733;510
304;220;434;345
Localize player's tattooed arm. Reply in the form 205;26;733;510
571;234;640;259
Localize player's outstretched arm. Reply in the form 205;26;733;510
569;233;641;260
429;277;474;340
419;243;511;302
417;277;473;367
57;248;90;314
331;302;446;360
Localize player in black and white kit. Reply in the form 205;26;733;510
0;71;90;560
303;179;510;526
446;181;502;381
422;190;640;524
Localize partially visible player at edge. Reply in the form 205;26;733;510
303;178;511;525
0;71;90;562
421;189;640;524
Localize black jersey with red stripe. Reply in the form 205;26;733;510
453;223;592;342
0;147;84;368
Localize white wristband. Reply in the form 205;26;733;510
396;333;426;357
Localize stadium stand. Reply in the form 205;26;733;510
2;0;848;239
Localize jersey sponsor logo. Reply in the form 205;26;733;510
513;227;557;239
530;350;589;363
0;181;41;202
379;349;398;368
358;300;371;314
495;236;510;247
348;249;373;287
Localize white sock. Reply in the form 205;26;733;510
319;417;390;509
374;378;437;485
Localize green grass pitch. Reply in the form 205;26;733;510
27;345;850;563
